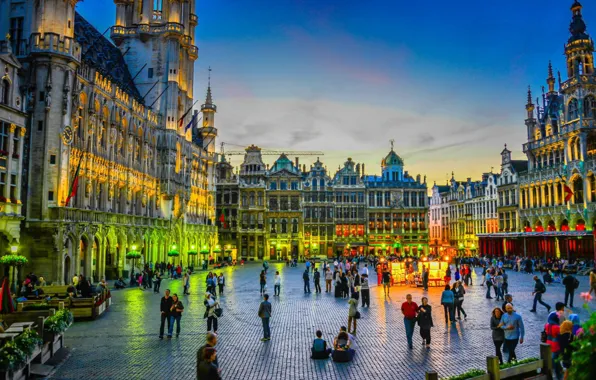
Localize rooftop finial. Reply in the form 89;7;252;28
205;67;213;105
526;86;533;105
548;61;554;79
390;138;395;151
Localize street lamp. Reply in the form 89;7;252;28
10;245;18;254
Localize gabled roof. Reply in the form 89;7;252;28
382;149;404;167
74;13;142;100
435;185;450;193
269;153;300;175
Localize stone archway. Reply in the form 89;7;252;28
78;236;90;278
64;256;71;286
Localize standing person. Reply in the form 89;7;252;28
347;294;359;334
453;281;468;320
303;269;311;294
361;264;369;277
258;293;272;342
182;273;190;295
590;269;596;296
204;292;219;333
530;275;551;313
500;303;524;363
313;268;322;294
159;289;173;339
417;297;433;350
485;270;494;299
168;293;184;338
401;294;418;349
422;266;429;291
490;307;505;364
558;320;575;378
440;284;455;324
562;273;579;308
325;268;333;293
494;271;504;301
382;267;391;296
360;274;370;307
154;272;162;294
273;271;281;296
545;311;562;379
217;273;225;295
340;272;349;298
305;260;311;273
259;270;267;295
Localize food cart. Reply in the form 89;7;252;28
417;260;450;287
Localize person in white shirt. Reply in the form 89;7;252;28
325;268;333;293
361;264;369;277
273;271;281;296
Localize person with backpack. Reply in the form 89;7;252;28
530;275;551;313
562;273;579;308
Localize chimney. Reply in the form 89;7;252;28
362;164;365;176
303;164;306;172
356;163;361;176
295;157;299;168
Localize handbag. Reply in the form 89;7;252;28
354;311;361;319
214;307;223;318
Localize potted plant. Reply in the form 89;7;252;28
0;341;27;374
498;357;541;378
566;294;596;380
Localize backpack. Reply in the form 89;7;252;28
573;277;580;290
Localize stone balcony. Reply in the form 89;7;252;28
10;33;82;62
48;207;170;228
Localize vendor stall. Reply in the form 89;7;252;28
417;260;450;287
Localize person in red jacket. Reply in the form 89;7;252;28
544;311;561;379
401;294;418;349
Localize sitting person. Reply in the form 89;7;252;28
543;272;554;284
114;277;126;289
332;330;355;362
311;330;332;359
38;276;47;287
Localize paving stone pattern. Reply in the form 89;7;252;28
49;264;594;380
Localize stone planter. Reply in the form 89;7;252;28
500;359;543;379
0;364;28;380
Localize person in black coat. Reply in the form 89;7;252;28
418;297;434;349
197;347;221;380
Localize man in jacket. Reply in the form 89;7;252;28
258;294;272;341
562;274;578;308
422;266;429;291
313;268;321;293
530;276;551;313
197;332;218;377
159;289;173;339
303;269;311;294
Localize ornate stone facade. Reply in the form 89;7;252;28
0;0;217;283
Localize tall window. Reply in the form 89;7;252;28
1;80;9;106
153;0;163;20
9;17;23;55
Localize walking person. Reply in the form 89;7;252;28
197;347;222;380
347;294;359;334
260;270;267;295
168;293;184;338
314;268;322;294
303;269;311;294
417;297;433;349
361;274;370;307
159;289;173;339
217;273;225;295
500;303;524;363
485;270;494;299
530;275;551;313
204;292;219;333
382;267;391;295
490;307;505;364
182;273;190;295
325;268;333;293
401;294;418;349
440;284;455;324
422;266;429;291
273;270;281;296
154;272;162;294
197;333;219;379
494;271;504;301
258;293;272;342
453;281;468;320
562;273;579;308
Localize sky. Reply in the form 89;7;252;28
76;0;596;186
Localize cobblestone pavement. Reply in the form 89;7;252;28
48;263;594;380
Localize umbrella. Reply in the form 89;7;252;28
0;276;15;314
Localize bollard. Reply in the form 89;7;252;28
540;343;552;378
487;356;501;380
425;371;438;380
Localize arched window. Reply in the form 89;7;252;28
568;98;579;121
572;176;584;204
585;95;596;118
1;79;10;106
534;128;542;141
281;219;287;234
545;124;553;137
312;179;317;189
319;178;325;187
292;218;298;233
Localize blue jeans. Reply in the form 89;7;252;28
404;318;415;347
261;317;271;339
486;284;493;298
168;315;181;336
532;293;550;311
274;284;280;296
304;281;310;293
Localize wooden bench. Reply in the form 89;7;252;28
18;292;111;320
38;285;71;297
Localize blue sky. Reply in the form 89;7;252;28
76;0;596;185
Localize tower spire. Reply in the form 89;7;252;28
547;61;556;93
526;86;535;119
205;66;213;105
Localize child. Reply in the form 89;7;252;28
311;330;332;359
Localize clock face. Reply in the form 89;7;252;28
62;125;74;145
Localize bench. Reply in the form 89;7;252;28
38;285;71;297
18;291;111;320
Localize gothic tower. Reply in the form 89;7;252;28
200;71;217;154
565;1;594;78
112;0;198;138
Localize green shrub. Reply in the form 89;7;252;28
0;341;27;371
567;306;596;380
499;357;539;369
441;369;485;380
22;303;52;311
44;309;74;333
14;329;42;356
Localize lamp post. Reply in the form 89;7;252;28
126;244;141;283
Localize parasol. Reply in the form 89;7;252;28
0;276;15;313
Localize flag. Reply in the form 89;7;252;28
65;155;83;206
564;184;573;202
184;113;198;132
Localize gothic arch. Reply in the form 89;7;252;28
568;98;579;121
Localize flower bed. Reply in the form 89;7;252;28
0;329;42;372
498;357;542;379
441;369;487;380
44;309;74;334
